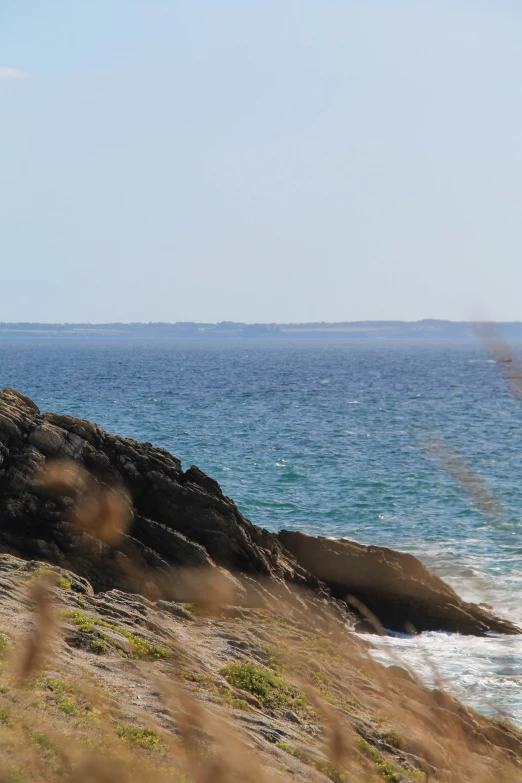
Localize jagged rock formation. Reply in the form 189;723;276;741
0;388;518;636
0;389;319;601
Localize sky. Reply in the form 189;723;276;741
1;0;522;323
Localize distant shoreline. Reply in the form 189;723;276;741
0;319;521;340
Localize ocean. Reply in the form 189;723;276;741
2;338;522;723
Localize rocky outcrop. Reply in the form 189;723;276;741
0;388;321;600
0;387;518;636
277;530;519;635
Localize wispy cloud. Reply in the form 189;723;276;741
0;67;27;80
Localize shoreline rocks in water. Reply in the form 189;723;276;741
277;530;518;635
0;387;518;637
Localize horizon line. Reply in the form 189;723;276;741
1;319;522;327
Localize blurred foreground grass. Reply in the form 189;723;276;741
0;559;518;783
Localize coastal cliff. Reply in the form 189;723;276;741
0;387;517;637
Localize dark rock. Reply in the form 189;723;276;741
277;530;520;635
0;389;319;601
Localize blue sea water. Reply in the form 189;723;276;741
1;337;522;723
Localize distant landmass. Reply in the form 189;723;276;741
0;320;521;340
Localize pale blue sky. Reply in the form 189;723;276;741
1;1;521;323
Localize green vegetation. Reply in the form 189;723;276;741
45;677;91;718
90;638;108;654
101;625;171;660
60;610;172;660
32;731;60;766
0;635;10;660
358;737;401;782
174;668;251;709
116;725;161;751
264;644;283;671
220;662;308;712
218;687;251;711
276;741;347;783
58;697;78;716
406;770;427;781
0;707;12;726
31;567;73;591
31;566;54;579
45;677;77;695
61;609;95;633
311;670;333;693
379;729;405;750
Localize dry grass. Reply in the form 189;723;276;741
0;559;518;783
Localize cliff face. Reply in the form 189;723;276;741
0;388;518;636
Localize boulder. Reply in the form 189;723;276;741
277;530;520;635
